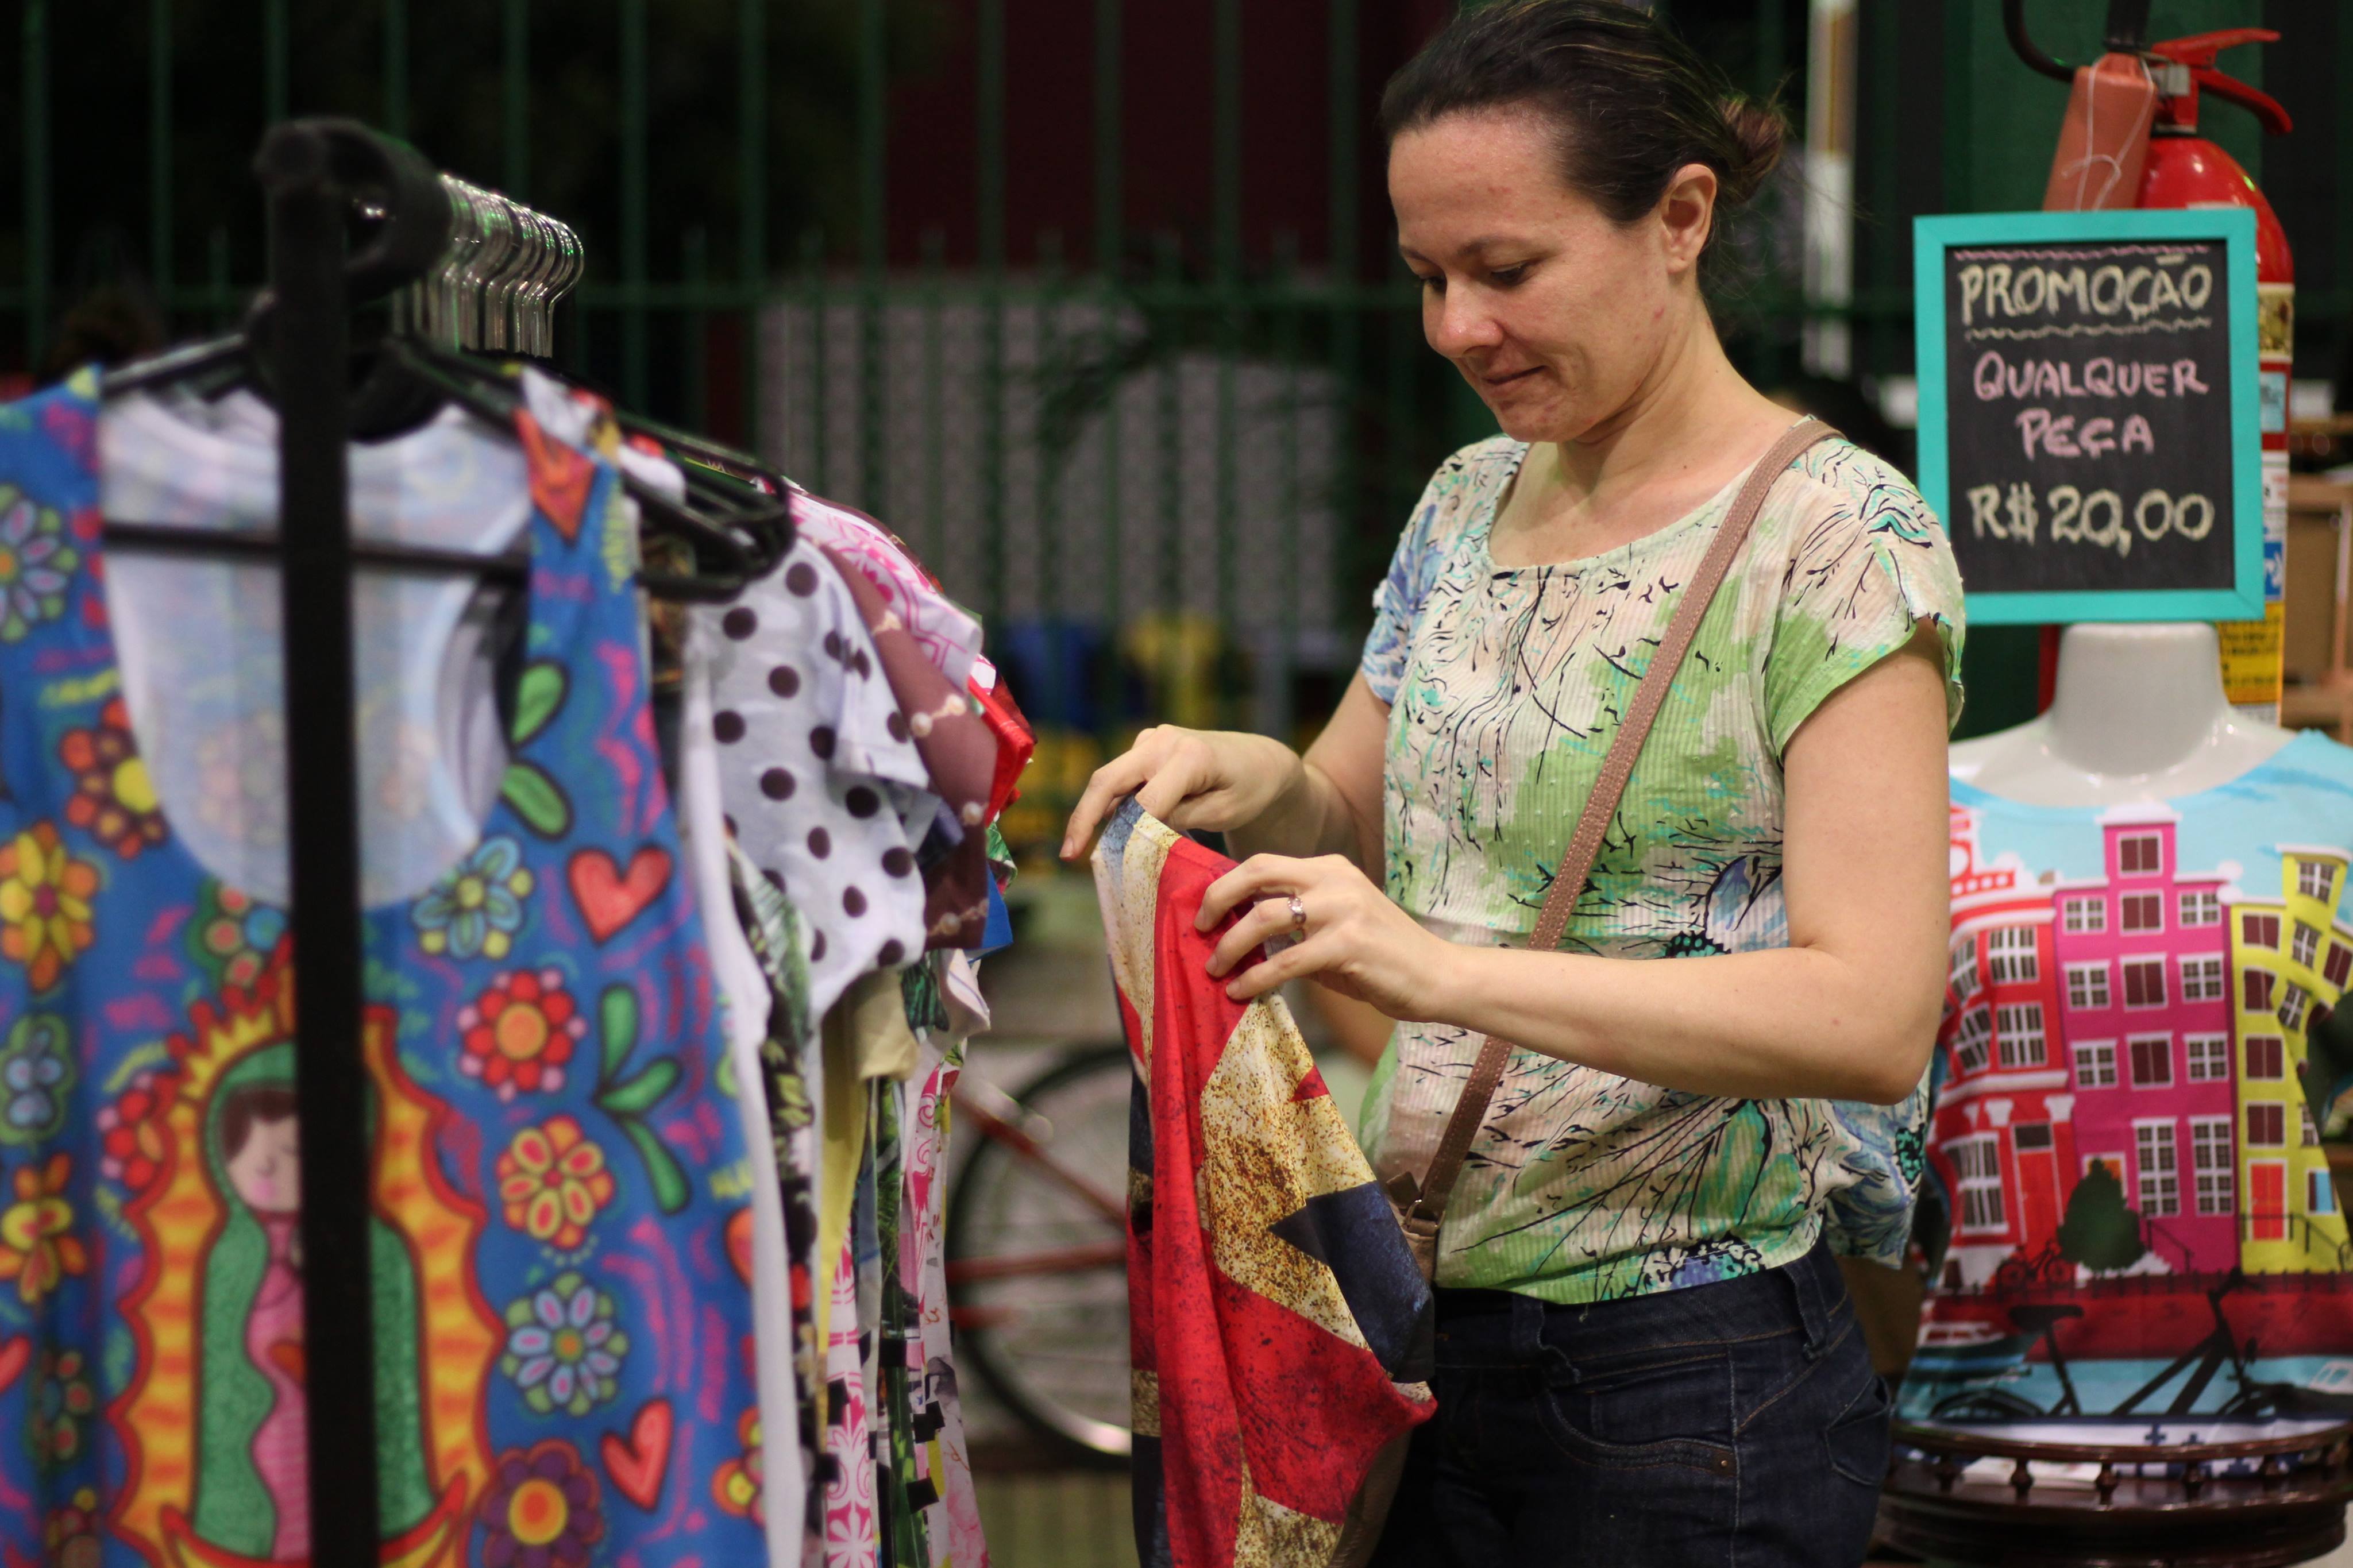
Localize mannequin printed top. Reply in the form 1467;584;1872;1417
1357;431;1967;1303
1904;735;2353;1442
0;370;766;1566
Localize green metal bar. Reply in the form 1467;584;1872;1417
1275;229;1302;735
208;223;232;332
1039;230;1066;620
859;0;888;511
1155;232;1181;636
1754;0;1780;98
802;227;829;492
1213;0;1241;633
978;0;1006;617
2339;9;2353;383
503;0;528;198
1096;0;1124;668
23;0;48;367
1329;0;1364;632
265;0;288;122
739;0;767;451
1095;0;1123;274
150;0;172;330
1868;3;1899;385
384;0;409;138
620;0;649;409
684;226;709;434
1750;0;1785;389
921;228;946;574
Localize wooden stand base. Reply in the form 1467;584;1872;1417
1879;1422;2353;1568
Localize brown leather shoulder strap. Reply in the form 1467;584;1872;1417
1407;419;1836;1233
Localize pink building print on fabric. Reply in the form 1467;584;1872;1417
2048;806;2239;1275
1937;809;2075;1289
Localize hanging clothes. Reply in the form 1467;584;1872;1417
693;540;934;1018
1091;798;1435;1568
733;839;827;1563
0;369;767;1566
678;619;807;1568
790;491;985;690
812;544;999;949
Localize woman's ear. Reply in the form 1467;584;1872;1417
1656;161;1719;278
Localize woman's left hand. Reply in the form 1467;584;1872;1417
1199;853;1453;1020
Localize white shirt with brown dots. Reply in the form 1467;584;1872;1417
692;540;935;1018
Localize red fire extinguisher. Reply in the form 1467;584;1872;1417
2011;2;2294;719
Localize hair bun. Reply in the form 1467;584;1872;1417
1717;96;1787;206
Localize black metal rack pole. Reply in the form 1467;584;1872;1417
255;122;383;1565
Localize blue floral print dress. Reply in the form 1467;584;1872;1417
0;369;767;1566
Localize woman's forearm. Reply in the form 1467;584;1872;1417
1425;941;1940;1105
1228;758;1372;866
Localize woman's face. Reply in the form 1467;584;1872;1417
1390;109;1704;445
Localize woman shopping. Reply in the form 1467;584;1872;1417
1063;2;1964;1563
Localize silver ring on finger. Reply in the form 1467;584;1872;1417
1289;894;1307;932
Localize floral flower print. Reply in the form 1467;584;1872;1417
190;880;288;992
414;836;534;961
460;970;584;1100
479;1439;606;1568
193;713;287;848
0;824;99;992
43;1485;100;1568
26;1347;95;1465
0;1153;87;1304
496;1117;614;1250
59;698;166;858
712;1407;764;1524
0;1013;73;1143
499;1272;628;1416
97;1069;175;1191
0;487;78;642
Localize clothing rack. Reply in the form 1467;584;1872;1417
246;121;573;1565
261;118;427;1568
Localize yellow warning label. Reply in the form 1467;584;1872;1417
2220;600;2285;710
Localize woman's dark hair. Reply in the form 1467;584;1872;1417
1380;1;1785;280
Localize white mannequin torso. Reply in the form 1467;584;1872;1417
1949;623;2294;806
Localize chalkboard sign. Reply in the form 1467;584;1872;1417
1915;208;2262;624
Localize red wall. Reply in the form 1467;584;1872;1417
883;0;1453;273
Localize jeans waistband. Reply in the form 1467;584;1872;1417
1433;1238;1846;1365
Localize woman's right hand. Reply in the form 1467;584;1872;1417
1059;726;1305;862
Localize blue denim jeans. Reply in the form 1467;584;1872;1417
1367;1239;1890;1567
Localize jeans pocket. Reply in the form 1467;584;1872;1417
1823;1370;1893;1488
1536;1351;1739;1477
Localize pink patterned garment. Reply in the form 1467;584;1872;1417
817;1233;878;1568
790;490;985;688
246;1218;308;1562
908;1053;986;1566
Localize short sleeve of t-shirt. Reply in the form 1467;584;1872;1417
1360;437;1522;706
1761;448;1967;756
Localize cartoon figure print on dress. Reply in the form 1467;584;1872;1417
0;369;766;1567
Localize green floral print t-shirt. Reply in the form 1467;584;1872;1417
1357;430;1967;1304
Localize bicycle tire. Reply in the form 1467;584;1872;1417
947;1042;1135;1461
1928;1388;2047;1422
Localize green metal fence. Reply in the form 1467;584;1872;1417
10;0;2345;740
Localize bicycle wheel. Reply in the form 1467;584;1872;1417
1928;1388;2046;1422
947;1044;1135;1459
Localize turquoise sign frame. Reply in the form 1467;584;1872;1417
1914;207;2263;624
